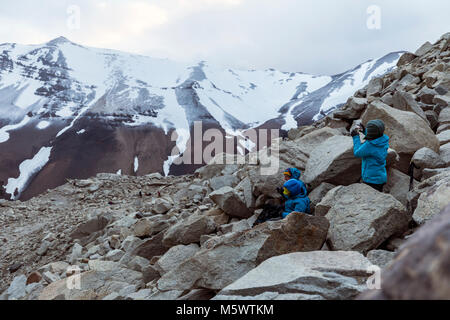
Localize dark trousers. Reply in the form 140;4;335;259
364;182;385;192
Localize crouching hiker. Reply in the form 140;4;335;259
254;168;310;226
282;178;311;218
351;119;389;192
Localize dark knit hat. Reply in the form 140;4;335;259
365;119;385;140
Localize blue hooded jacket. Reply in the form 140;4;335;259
282;179;311;218
284;168;302;180
353;134;389;185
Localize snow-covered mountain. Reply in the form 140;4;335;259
0;37;402;200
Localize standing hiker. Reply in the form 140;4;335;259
351;119;389;192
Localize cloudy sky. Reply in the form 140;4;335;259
1;0;449;75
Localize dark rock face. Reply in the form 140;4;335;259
358;204;450;300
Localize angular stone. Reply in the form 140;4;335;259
132;231;170;261
392;91;428;122
415;41;433;56
359;204;450;300
214;251;374;300
417;87;437;104
411;147;445;170
162;211;217;246
317;184;410;253
155;244;200;275
367;78;383;97
133;219;152;238
384;168;416;207
366;250;396;269
433;95;450;108
437;130;450;146
209;187;252;219
303;135;362;188
39;268;143;300
396;52;417;67
439;107;450;125
104;249;125;262
441;143;450;166
153;198;173;215
70;216;109;240
308;182;336;213
209;175;239;191
413;173;450;225
5;275;27;300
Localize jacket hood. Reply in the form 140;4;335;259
368;134;389;147
283;179;307;198
284;168;302;180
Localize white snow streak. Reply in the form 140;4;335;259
5;146;52;200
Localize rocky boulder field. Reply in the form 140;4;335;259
1;33;450;300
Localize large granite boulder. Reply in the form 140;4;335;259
213;251;374;300
303;135;362;188
316;184;411;254
209;187;253;219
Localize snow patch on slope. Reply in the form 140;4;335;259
5;146;52;200
0;116;31;143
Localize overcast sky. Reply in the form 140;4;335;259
1;0;449;75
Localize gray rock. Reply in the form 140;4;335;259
411;147;445;170
69;243;83;264
396;52;417;67
417;87;437;104
439;107;450;125
125;289;152;300
39;268;143;300
359;204;450;299
5;275;27;300
414;41;433;56
133;219;152;237
433;95;450;108
366;250;396;269
104;249;125;262
367;78;383;97
153;198;173;215
437;130;450;146
209;186;252;219
413;172;450;225
209;175;239;191
303;135;362;188
162;211;217;246
42;271;60;284
120;236;144;253
309;183;336;213
441;142;450;166
384;168;416;206
214;251;374;300
127;256;150;272
392;91;428;122
155;244;200;275
317;184;410;253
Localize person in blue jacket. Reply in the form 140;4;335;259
351;119;389;192
281;178;311;218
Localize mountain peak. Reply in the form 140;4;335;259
46;36;73;46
